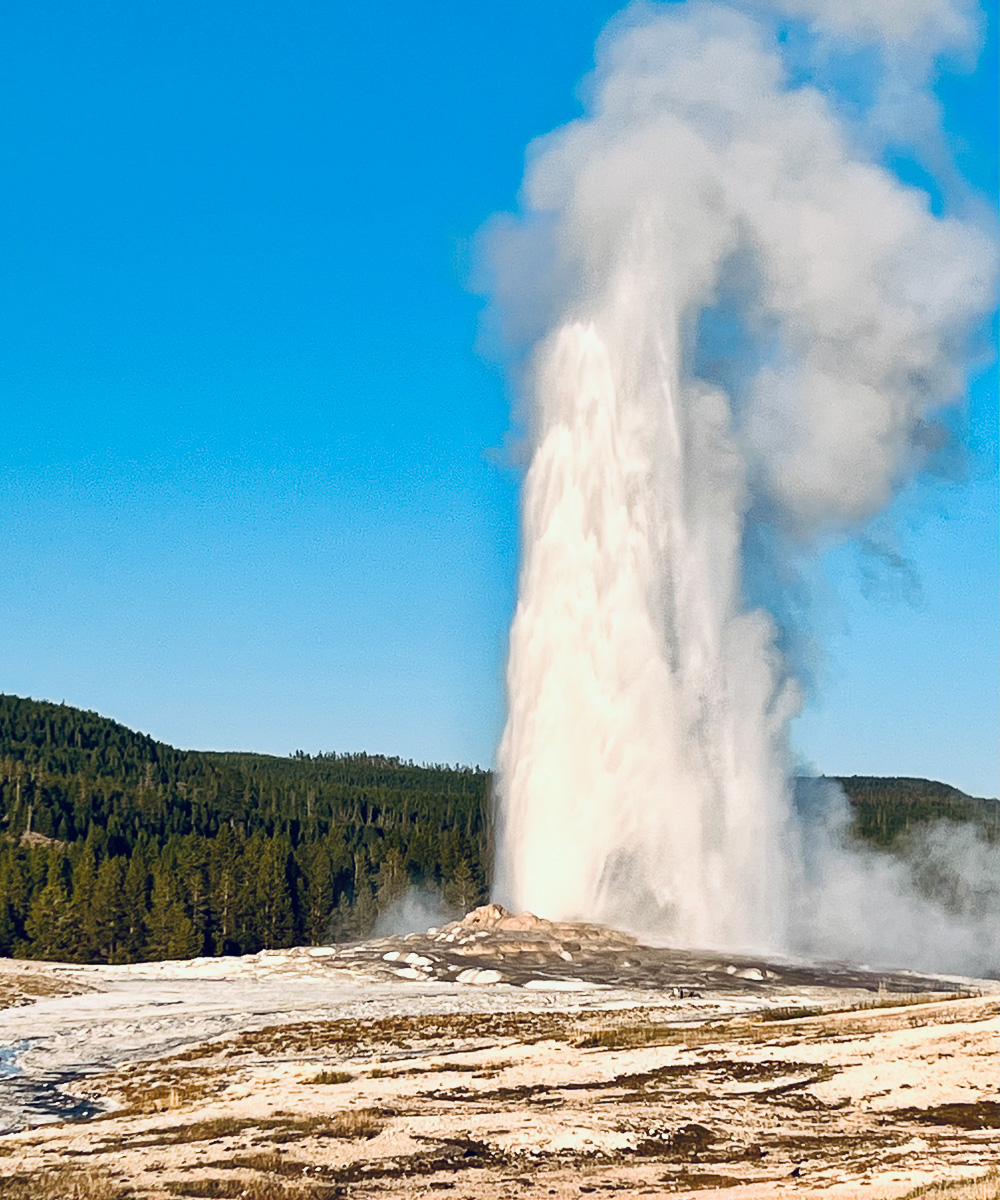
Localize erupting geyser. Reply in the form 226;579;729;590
499;319;796;950
487;1;995;962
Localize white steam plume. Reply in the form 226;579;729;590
795;780;1000;977
753;0;981;55
485;0;995;968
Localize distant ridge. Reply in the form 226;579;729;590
1;692;993;798
0;693;995;964
820;775;997;845
1;694;995;848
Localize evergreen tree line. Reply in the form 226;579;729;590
0;695;487;961
832;775;999;846
1;695;995;963
0;825;485;962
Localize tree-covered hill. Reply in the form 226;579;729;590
0;694;995;963
832;775;999;845
0;694;489;962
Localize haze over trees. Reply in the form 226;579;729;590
0;694;995;964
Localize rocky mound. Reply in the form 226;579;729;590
121;905;981;1002
428;903;638;956
304;904;975;998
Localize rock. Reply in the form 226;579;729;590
523;978;603;991
669;1123;717;1156
455;968;504;985
438;905;637;953
457;903;511;930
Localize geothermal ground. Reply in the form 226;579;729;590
0;906;997;1200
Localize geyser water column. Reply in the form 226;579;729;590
489;2;993;957
496;294;796;952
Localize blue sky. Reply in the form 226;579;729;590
1;2;996;796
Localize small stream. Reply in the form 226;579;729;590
0;1041;103;1133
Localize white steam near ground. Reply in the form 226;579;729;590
372;886;458;939
482;0;997;974
795;780;1000;977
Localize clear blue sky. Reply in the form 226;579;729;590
1;2;996;796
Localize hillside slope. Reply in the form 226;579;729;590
0;694;995;963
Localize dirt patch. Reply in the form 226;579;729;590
163;1179;342;1199
892;1101;1000;1130
656;1170;751;1192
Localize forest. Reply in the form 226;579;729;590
1;694;996;964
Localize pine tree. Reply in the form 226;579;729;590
69;845;99;962
24;852;76;960
208;826;243;955
0;851;18;955
121;846;150;961
179;839;210;956
352;852;377;938
235;832;266;952
147;860;200;960
299;841;335;944
445;859;481;914
375;847;407;916
0;848;29;956
91;858;128;962
327;891;354;943
254;837;296;948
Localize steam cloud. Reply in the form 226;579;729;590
484;0;996;971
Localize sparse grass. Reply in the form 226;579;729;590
761;991;976;1024
0;969;95;1011
902;1167;1000;1200
201;1151;301;1175
168;1044;225;1063
862;990;978;1010
126;1109;385;1150
113;1116;250;1146
0;1168;126;1199
369;1058;499;1079
474;1061;513;1078
758;1005;827;1022
576;1022;731;1050
575;993;997;1053
216;1009;578;1062
313;1107;383;1139
303;1068;352;1084
163;1179;340;1200
760;995;999;1043
101;1065;230;1116
6;991;993;1194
